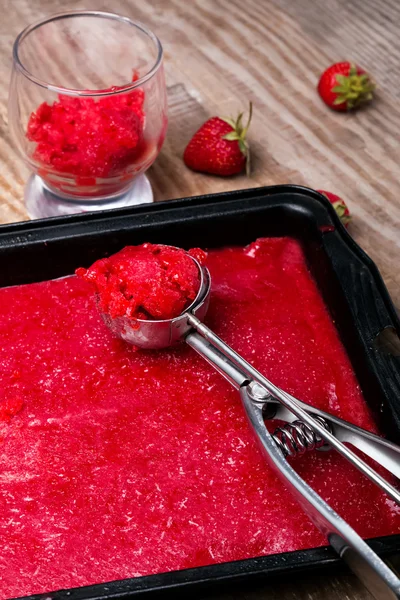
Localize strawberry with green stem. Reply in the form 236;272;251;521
318;62;375;111
183;103;252;176
318;190;351;227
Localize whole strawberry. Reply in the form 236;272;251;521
318;189;351;227
183;104;252;176
317;62;375;111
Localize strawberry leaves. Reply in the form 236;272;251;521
332;64;375;109
221;103;253;175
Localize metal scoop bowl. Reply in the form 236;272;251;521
99;247;400;599
100;255;211;350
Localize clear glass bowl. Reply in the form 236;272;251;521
8;11;168;203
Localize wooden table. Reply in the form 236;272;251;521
1;1;399;599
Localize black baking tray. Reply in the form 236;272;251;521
1;184;399;600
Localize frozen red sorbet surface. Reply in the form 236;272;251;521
76;244;205;320
0;238;398;598
26;82;146;183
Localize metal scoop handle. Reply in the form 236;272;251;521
188;329;400;480
185;319;400;600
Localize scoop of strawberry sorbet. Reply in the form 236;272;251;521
76;243;207;321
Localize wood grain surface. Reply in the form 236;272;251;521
1;1;399;599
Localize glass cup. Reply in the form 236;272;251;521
9;11;168;217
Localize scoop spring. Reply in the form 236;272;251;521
272;416;333;458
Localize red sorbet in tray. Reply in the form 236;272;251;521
0;238;398;598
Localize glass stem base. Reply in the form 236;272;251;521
25;174;154;219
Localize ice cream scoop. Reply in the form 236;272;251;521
87;243;400;599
